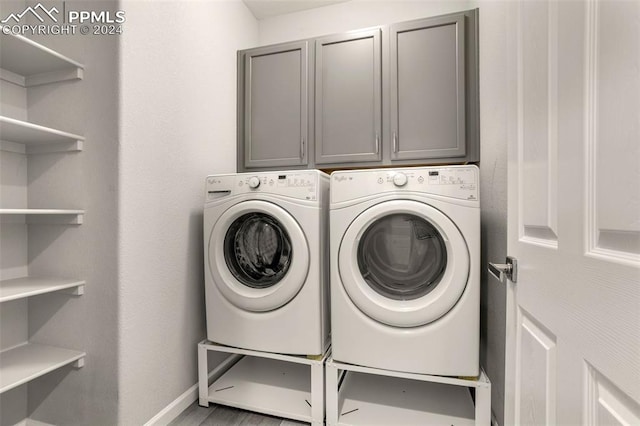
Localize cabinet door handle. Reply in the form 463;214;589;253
392;132;398;153
300;138;305;159
375;133;380;154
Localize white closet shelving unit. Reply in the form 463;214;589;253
0;27;84;87
0;209;84;224
0;277;85;303
0;29;86;402
0;115;84;154
0;343;85;394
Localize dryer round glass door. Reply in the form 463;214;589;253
339;200;469;327
209;200;310;312
357;213;447;300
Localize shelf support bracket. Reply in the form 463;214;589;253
63;284;85;296
72;357;85;369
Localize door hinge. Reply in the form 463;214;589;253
488;256;518;284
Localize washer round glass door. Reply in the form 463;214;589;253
209;200;310;312
339;200;469;327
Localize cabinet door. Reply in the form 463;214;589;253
243;41;309;169
315;29;382;164
390;14;466;161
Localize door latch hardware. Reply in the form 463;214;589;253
488;256;518;284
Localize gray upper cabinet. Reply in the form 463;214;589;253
315;29;382;165
242;41;310;169
237;9;478;172
390;13;467;161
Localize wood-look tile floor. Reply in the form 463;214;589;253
169;402;309;426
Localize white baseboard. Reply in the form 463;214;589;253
143;379;201;426
14;420;53;426
144;355;238;426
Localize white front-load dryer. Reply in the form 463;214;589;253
330;165;480;376
204;170;330;356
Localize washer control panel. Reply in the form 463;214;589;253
206;171;320;202
331;166;479;203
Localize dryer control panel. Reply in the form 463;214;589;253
331;166;479;203
206;171;324;202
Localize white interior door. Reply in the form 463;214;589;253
504;1;640;424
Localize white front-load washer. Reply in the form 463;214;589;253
204;170;330;356
330;165;480;376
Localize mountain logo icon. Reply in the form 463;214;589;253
1;3;60;24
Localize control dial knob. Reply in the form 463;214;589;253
393;172;408;187
248;176;261;189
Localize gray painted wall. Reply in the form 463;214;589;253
257;2;509;424
117;1;258;423
477;2;509;423
0;3;29;423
